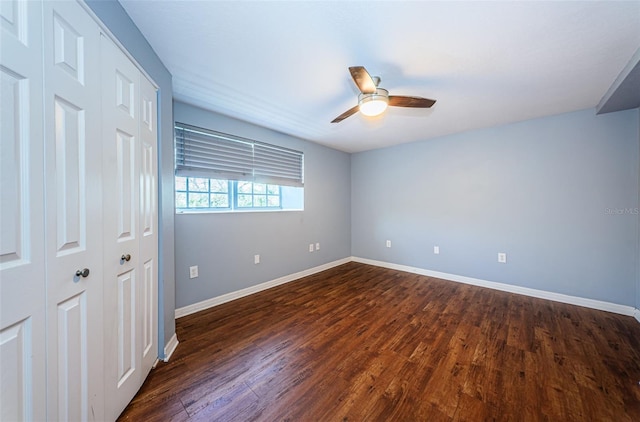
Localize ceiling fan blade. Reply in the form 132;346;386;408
331;104;360;123
389;96;436;108
349;66;377;94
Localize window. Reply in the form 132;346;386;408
175;177;231;209
174;123;303;212
175;176;285;211
236;180;280;208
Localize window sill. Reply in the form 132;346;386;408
175;208;304;215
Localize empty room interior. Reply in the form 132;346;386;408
1;0;640;421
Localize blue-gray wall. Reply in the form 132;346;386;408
352;108;640;307
174;102;351;308
86;0;175;356
637;108;640;313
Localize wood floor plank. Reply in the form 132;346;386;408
118;262;640;421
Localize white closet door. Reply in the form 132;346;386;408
101;34;153;421
42;1;104;420
0;1;46;420
139;73;159;378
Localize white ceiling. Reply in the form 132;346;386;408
120;0;640;153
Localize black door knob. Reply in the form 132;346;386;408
75;268;90;278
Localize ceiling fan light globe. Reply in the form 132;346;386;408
358;88;389;117
360;100;388;117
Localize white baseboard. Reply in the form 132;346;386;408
352;256;637;318
175;257;352;319
163;333;179;362
173;255;638;323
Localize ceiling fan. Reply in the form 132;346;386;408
331;66;437;123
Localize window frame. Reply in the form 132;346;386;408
234;180;282;210
175;176;285;213
175;177;231;211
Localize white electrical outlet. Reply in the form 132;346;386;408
498;253;507;263
434;246;440;255
189;265;198;278
386;240;391;248
309;243;314;252
315;242;320;251
254;254;260;264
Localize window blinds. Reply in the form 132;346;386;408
175;123;304;187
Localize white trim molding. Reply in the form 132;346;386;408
163;333;179;362
175;257;351;319
352;257;637;318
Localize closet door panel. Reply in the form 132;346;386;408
116;269;136;384
115;129;137;241
55;293;88;422
101;34;145;421
139;74;158;375
43;1;103;420
52;97;84;253
141;258;154;360
0;0;46;420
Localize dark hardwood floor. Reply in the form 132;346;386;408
118;262;640;421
